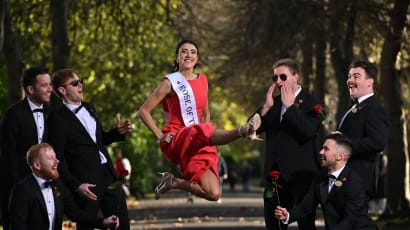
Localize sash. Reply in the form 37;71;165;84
166;72;199;126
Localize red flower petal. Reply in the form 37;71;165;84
269;171;280;180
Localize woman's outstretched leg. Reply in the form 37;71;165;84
210;113;262;145
155;169;221;201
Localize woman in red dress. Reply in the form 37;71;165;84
138;40;260;201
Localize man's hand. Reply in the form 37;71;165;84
261;83;276;116
274;205;289;221
77;183;97;201
280;82;296;108
116;113;132;135
103;215;119;229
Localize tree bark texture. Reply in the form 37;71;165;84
2;0;24;105
380;0;410;217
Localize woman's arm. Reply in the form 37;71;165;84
137;79;172;139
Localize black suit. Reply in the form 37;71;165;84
258;89;322;230
0;98;48;228
8;174;105;230
337;95;388;197
47;102;129;230
289;167;377;230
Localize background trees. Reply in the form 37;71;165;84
0;0;409;217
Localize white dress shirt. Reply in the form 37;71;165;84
33;173;55;230
28;98;45;143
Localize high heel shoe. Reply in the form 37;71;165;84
239;113;263;141
154;172;174;200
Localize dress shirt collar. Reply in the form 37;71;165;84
328;165;345;179
356;93;374;104
295;85;302;96
63;101;83;113
32;173;50;190
27;97;44;111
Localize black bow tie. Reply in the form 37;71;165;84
328;174;336;180
44;180;55;188
74;104;84;114
352;98;359;105
32;108;44;113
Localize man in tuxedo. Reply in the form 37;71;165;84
0;66;52;228
256;58;323;230
337;60;388;203
9;143;119;230
47;69;132;230
275;133;378;230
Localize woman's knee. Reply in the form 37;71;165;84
206;189;221;201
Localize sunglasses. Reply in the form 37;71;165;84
272;74;287;82
64;79;83;87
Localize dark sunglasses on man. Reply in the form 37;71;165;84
64;79;83;87
272;74;287;82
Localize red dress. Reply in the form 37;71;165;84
160;74;219;182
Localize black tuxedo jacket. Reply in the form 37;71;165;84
46;102;123;195
0;98;48;191
258;89;322;188
8;174;104;230
337;95;388;194
289;167;377;230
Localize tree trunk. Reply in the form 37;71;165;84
0;0;6;51
2;0;24;105
328;0;356;120
50;0;69;108
380;0;410;217
51;0;69;71
314;21;328;138
301;26;313;91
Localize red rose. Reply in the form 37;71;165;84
269;171;280;180
120;169;129;178
313;104;322;113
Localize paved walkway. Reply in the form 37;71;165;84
127;185;325;229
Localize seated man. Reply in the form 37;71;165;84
275;133;377;229
8;143;119;230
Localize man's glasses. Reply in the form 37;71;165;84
272;74;287;82
64;79;83;87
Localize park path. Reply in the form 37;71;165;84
127;184;325;230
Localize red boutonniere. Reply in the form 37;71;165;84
351;106;363;113
334;177;347;187
294;99;304;108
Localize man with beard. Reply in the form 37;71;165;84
275;133;377;229
8;143;119;230
0;66;52;228
255;58;323;230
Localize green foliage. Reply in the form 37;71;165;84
3;0;183;195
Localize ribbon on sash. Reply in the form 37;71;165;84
166;72;199;126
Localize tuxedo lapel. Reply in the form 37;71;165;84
53;184;62;227
42;104;49;142
28;175;48;214
338;95;376;129
62;106;96;144
23;99;40;142
319;176;329;203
